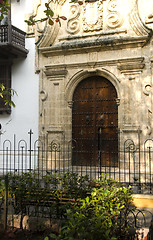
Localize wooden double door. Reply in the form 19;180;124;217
72;76;118;167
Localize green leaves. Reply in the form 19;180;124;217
54;175;135;240
49;18;54;26
0;83;5;92
25;15;36;26
24;1;67;27
44;9;54;18
0;84;17;107
7;173;135;240
44;237;49;240
0;0;10;21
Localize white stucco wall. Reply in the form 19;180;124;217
0;0;39;144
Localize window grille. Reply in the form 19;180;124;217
0;63;11;114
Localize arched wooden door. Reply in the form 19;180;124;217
72;76;118;167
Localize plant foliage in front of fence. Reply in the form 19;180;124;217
3;172;136;239
48;177;135;240
7;172;92;221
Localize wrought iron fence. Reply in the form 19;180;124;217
0;130;153;194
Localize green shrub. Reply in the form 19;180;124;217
48;176;135;240
7;172;92;219
6;172;136;239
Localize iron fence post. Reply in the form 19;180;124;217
138;127;141;193
28;129;33;171
4;175;8;231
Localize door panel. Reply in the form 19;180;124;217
72;76;118;167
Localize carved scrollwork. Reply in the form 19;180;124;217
36;21;47;34
40;89;48;101
124;139;137;152
66;4;80;34
143;84;151;96
26;0;47;37
106;0;123;29
129;0;151;36
50;140;60;152
107;0;117;12
106;12;122;28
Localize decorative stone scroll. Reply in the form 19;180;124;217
66;4;80;34
106;0;123;29
25;0;46;37
50;140;60;152
26;0;61;47
40;89;48;101
129;0;151;36
143;84;152;96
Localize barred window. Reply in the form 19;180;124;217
0;63;11;114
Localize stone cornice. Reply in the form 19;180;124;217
39;36;149;57
117;57;145;74
44;57;145;71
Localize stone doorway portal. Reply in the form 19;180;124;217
72;76;118;167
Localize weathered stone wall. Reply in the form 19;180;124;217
26;0;153;154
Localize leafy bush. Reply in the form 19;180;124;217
6;172;135;239
7;172;92;220
48;177;135;240
0;178;5;200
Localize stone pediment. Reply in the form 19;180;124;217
27;0;153;50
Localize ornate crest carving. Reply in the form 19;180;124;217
83;0;103;32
